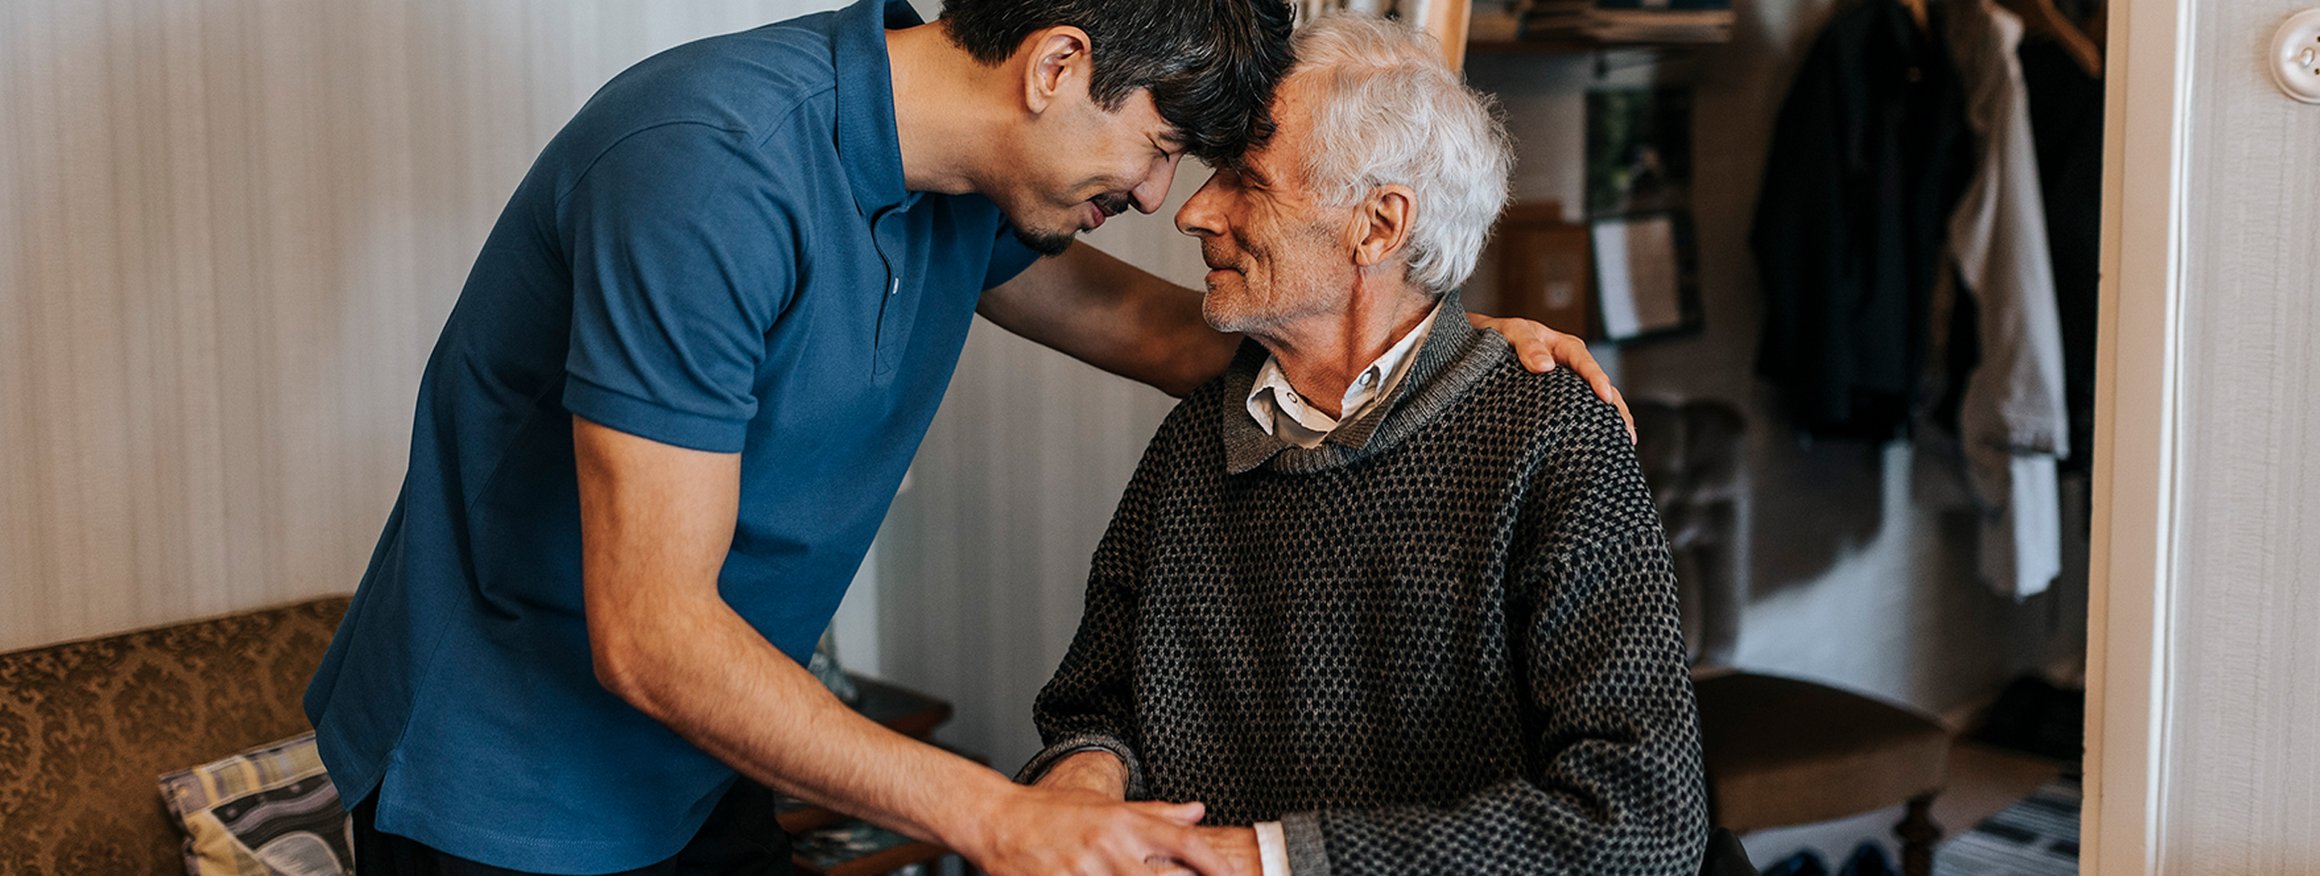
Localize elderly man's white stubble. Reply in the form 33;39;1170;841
1173;68;1436;419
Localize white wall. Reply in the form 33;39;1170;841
0;0;850;652
2155;0;2320;870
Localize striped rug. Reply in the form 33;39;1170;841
1933;776;2081;876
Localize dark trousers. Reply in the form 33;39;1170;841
351;781;794;876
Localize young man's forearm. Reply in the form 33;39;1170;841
594;588;1238;875
978;244;1241;398
593;590;1013;849
575;416;1236;875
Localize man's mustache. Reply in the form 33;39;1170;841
1092;193;1133;217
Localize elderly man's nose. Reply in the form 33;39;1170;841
1175;173;1227;237
1175;198;1215;237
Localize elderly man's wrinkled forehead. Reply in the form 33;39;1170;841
1218;69;1322;190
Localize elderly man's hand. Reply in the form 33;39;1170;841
1147;826;1262;876
1468;312;1636;443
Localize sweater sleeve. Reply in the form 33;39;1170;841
1282;410;1709;875
1016;425;1169;797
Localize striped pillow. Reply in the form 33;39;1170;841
158;732;351;876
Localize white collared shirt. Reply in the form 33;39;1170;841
1245;299;1443;449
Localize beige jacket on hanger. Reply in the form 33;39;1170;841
1946;0;2072;600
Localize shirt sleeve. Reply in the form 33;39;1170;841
1255;821;1292;876
560;122;797;453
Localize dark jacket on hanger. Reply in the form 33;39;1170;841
1753;0;1976;440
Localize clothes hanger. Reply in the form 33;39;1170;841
1897;0;1931;33
1996;0;2104;76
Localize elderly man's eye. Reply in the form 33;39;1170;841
1218;164;1264;192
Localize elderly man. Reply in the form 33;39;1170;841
1016;15;1708;876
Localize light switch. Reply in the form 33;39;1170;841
2273;9;2320;104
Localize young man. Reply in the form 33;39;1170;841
1022;17;1707;876
304;0;1625;873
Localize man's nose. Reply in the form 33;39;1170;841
1131;153;1183;214
1175;186;1220;238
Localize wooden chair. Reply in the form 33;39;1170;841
1634;399;1949;876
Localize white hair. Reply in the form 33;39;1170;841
1288;15;1514;296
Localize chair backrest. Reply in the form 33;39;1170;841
1631;398;1749;667
0;596;350;874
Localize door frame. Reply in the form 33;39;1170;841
2084;0;2195;871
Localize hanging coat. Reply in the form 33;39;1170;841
1753;0;1976;441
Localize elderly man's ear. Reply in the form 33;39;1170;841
1350;185;1415;269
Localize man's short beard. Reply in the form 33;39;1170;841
1013;226;1078;257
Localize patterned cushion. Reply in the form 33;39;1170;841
160;732;351;875
0;596;349;875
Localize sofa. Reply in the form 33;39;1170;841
0;596;349;874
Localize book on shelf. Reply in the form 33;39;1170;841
1590;0;1731;10
1581;9;1734;42
1510;0;1735;44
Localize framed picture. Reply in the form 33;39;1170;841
1586;88;1695;217
1495;202;1595;340
1584;86;1705;344
1589;210;1703;342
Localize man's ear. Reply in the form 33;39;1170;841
1352;185;1415;268
1020;26;1093;116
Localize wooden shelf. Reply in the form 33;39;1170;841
1467;37;1729;55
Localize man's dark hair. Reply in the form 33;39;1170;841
939;0;1297;165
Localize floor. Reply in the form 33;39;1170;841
1734;737;2074;872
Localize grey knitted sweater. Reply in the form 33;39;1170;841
1020;302;1709;875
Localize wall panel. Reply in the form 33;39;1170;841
0;0;844;651
2160;1;2320;871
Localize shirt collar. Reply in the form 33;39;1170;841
832;0;921;217
1219;293;1482;476
1245;297;1445;446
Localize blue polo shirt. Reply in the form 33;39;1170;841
302;1;1040;871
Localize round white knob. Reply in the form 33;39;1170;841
2273;9;2320;104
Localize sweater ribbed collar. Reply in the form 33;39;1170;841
1220;290;1509;476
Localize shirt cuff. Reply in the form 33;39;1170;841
562;374;750;453
1255;821;1291;876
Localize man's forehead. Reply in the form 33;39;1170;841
1117;88;1185;148
1232;75;1312;182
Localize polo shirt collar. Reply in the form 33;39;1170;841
832;0;921;216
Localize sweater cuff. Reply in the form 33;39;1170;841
1280;811;1332;876
1012;734;1148;799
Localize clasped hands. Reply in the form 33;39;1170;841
1021;749;1262;876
